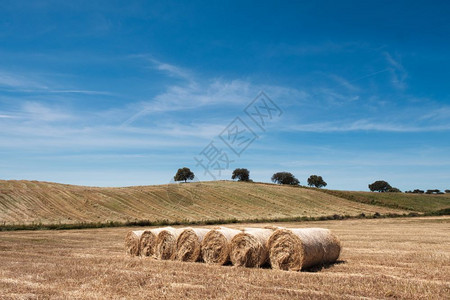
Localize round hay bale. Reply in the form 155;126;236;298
139;227;174;257
175;228;210;262
125;230;145;256
155;227;184;260
230;228;274;268
267;228;341;271
201;227;241;265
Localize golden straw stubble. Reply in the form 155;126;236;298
267;228;341;271
201;227;242;265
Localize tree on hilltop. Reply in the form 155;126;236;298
271;172;299;185
368;180;392;192
232;168;250;182
307;175;327;188
174;167;195;183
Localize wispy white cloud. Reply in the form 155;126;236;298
150;58;192;80
288;119;450;133
384;52;408;90
121;78;304;126
0;101;74;123
130;54;193;80
119;56;308;126
282;156;450;168
329;74;360;92
420;106;450;121
310;87;359;105
47;89;114;96
121;79;250;125
0;114;17;119
264;41;365;57
0;70;114;96
0;71;48;90
21;101;74;122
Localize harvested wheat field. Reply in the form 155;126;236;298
0;180;412;225
0;217;449;299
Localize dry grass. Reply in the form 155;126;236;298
1;217;449;299
0;180;409;225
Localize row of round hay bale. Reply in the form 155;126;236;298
268;228;341;271
125;226;341;271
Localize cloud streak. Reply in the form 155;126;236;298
384;52;408;90
288;119;450;133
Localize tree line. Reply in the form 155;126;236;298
174;167;449;193
174;167;327;188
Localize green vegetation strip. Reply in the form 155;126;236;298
317;189;450;213
2;210;448;231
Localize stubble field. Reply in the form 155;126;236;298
0;217;449;299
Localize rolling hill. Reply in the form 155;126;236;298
0;180;419;226
319;189;450;213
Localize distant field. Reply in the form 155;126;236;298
0;217;448;299
0;180;409;226
319;189;450;213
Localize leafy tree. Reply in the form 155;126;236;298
368;180;392;192
174;167;195;183
271;172;299;185
307;175;327;188
445;189;450;194
231;168;250;182
426;189;441;194
387;187;401;193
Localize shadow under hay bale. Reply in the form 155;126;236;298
267;228;341;271
302;260;346;272
175;228;210;262
201;227;242;265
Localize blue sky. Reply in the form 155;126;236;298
0;0;449;191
